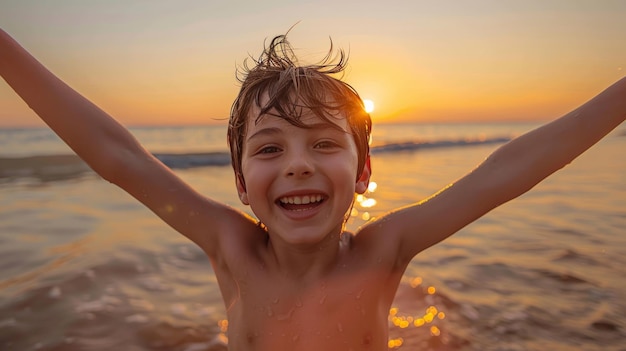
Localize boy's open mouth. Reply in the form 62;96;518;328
277;194;325;211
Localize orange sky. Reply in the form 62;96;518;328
1;1;625;128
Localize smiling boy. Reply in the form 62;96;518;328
1;29;625;351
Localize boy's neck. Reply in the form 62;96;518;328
265;228;350;281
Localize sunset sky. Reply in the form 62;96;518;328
1;0;625;127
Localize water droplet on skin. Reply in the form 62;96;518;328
320;282;326;290
276;307;294;321
356;289;364;300
377;257;382;263
292;334;299;342
266;306;274;317
273;298;279;304
337;323;343;332
295;298;303;307
319;294;327;304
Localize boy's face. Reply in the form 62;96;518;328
237;100;371;246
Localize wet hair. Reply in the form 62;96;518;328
227;34;372;187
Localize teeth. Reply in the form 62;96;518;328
280;195;323;205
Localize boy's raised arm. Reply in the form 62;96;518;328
0;29;242;254
374;76;626;265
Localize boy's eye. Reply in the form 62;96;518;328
259;146;281;154
315;140;338;149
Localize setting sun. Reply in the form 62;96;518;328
363;99;375;113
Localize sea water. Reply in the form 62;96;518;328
0;122;624;350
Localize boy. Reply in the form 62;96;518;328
1;29;624;351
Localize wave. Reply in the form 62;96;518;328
370;136;510;154
0;136;510;182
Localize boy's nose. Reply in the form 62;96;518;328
285;151;314;178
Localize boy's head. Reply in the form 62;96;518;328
227;34;372;191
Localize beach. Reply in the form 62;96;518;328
0;122;624;350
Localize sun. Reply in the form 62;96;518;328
363;99;375;113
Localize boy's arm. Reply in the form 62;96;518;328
0;29;247;255
366;77;626;265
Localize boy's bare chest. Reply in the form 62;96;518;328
222;261;401;350
226;287;389;350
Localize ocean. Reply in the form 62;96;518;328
0;122;624;350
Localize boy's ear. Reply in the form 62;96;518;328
236;173;249;205
355;156;372;194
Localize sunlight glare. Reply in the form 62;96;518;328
363;99;375;113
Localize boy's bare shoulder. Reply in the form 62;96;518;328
201;204;267;253
350;203;441;267
348;221;404;263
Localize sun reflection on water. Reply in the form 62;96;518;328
388;276;447;349
352;181;379;222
